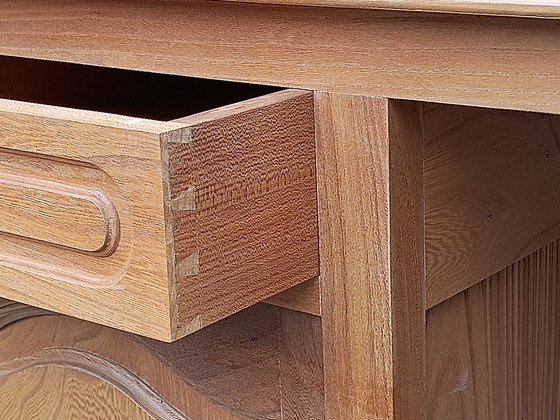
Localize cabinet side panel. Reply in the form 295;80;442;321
427;239;560;419
425;104;560;307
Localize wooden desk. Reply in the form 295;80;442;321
0;1;559;419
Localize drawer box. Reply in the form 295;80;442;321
0;58;319;341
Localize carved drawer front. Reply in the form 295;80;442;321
0;57;319;341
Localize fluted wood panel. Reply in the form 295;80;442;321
427;239;560;419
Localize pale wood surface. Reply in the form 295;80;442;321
426;239;560;419
317;93;392;419
0;298;51;330
0;366;153;420
1;1;560;114
224;0;560;18
0;98;173;340
387;100;426;420
424;103;560;308
316;93;425;419
279;309;325;419
265;277;321;316
0;177;107;252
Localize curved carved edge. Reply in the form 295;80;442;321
0;298;52;329
130;304;283;420
0;306;280;420
0;347;189;420
0;301;323;420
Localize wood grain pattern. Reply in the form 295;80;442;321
0;302;326;418
136;304;283;420
0;366;154;420
424;103;560;308
0;99;173;339
279;309;324;419
426;239;560;419
265;277;321;316
1;1;560;113
0;298;51;329
223;0;560;18
0;304;287;420
0;177;108;252
165;90;319;337
388;100;426;420
316;93;425;419
0;349;187;420
0;79;317;340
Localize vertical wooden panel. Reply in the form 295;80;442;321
424;104;560;308
427;239;560;419
388;101;426;420
167;90;319;337
316;93;425;419
279;309;324;419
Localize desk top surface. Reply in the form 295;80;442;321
229;0;560;18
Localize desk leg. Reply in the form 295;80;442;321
316;94;425;419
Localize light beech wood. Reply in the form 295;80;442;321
2;1;560;417
316;94;425;419
0;366;154;420
0;298;51;330
0;167;108;252
1;1;560;114
0;302;326;420
0;85;318;341
427;239;560;419
279;309;324;419
424;104;560;307
0;99;171;339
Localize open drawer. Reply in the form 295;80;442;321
0;56;319;341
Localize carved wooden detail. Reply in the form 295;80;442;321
0;348;187;420
0;302;324;420
0;297;51;329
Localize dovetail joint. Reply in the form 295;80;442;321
161;128;192;144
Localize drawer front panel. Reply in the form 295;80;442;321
0;101;172;339
0;149;123;285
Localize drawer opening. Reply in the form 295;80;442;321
0;55;281;121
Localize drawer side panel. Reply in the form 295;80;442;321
163;91;319;338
